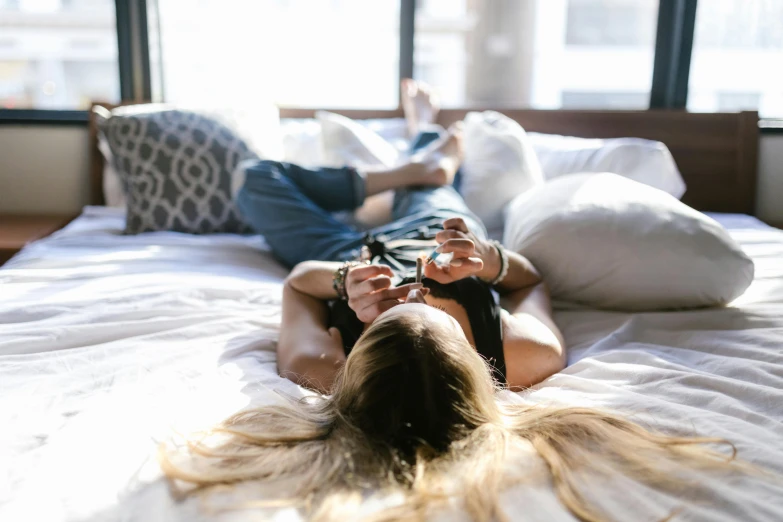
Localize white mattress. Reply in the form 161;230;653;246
2;207;782;522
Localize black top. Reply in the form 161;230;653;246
329;275;506;384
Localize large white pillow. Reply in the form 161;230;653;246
462;111;544;231
503;173;754;311
528;132;686;198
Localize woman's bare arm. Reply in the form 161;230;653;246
279;261;424;392
500;282;566;390
426;217;564;389
279;262;345;393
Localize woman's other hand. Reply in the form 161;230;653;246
424;217;499;284
345;264;429;323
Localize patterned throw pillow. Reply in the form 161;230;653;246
96;106;257;234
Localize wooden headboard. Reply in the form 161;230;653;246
89;105;759;215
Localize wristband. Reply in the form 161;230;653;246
332;262;355;300
486;240;509;287
332;260;368;300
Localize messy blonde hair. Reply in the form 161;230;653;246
160;312;743;521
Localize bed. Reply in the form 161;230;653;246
2;109;782;521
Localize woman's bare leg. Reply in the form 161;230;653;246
401;78;441;137
362;123;463;196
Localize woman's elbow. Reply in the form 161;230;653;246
505;339;566;391
277;343;345;393
285;261;313;287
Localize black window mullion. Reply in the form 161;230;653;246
115;0;152;102
399;0;415;87
650;0;698;109
115;0;133;101
136;0;152;101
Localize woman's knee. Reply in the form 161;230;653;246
244;160;288;183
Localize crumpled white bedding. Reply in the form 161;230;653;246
1;207;782;522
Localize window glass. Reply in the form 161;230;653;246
151;0;400;109
414;0;658;109
0;0;119;109
688;0;783;116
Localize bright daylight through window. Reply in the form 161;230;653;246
151;0;401;109
2;0;782;115
0;0;119;109
413;0;659;109
688;0;783;116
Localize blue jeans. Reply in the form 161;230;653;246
236;131;485;268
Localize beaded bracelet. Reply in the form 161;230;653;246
487;240;509;287
332;260;370;300
332;261;356;300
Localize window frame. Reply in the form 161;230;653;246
0;0;781;133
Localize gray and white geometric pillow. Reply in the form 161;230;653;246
96;106;257;234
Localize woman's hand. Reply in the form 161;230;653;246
423;217;500;284
346;264;429;323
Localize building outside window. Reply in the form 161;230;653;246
1;0;781;114
0;0;119;109
414;0;658;109
687;0;783;116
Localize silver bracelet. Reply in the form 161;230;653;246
487;240;509;286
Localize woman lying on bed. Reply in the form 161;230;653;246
160;81;749;522
233;79;565;394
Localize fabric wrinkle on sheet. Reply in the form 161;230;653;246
1;209;782;522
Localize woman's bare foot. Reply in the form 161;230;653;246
401;78;440;137
410;122;464;186
361;123;463;194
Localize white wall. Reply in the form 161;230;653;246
0;126;90;215
0;125;780;224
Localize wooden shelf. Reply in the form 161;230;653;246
0;214;74;265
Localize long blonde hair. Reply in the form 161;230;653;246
160;312;744;521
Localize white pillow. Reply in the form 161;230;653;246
461;111;544;231
503;173;754;311
317;110;400;168
281;118;324;167
280;117;410;167
528;132;686;198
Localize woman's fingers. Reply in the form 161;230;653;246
436;238;475;258
435;229;466;243
350;274;392;297
356;299;402;323
423;256;483;283
346;264;394;285
354;286;431;322
345;264;394;298
442;217;469;233
349;282;424;312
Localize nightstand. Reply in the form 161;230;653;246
0;214;74;266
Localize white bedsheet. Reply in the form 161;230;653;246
1;207;782;522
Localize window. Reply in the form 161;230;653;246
0;0;119;109
413;0;658;109
687;0;783;116
150;0;401;109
